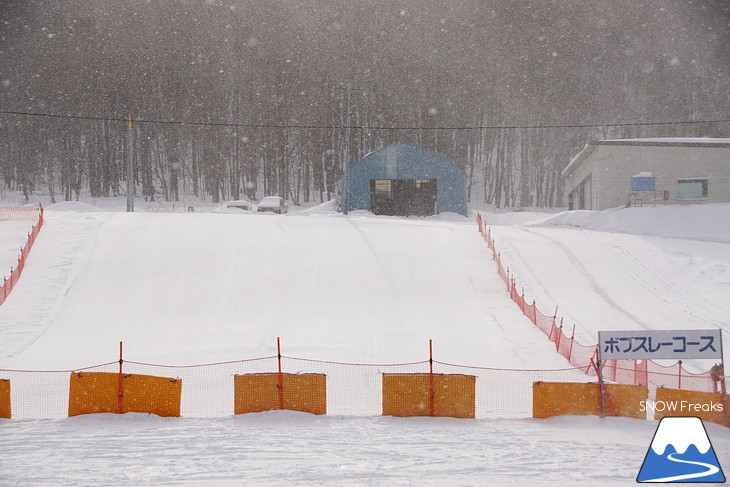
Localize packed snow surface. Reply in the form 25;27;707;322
485;204;730;372
3;411;728;487
0;221;33;280
1;200;729;486
0;206;571;369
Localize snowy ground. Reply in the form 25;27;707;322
0;201;573;370
6;411;728;487
1;198;729;485
0;220;34;281
485;204;730;373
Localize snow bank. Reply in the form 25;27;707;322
530;204;730;243
291;199;340;215
46;201;102;212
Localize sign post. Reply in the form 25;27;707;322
598;329;726;425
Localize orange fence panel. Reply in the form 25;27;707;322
603;383;648;419
234;372;326;415
382;373;475;418
0;379;10;419
68;372;181;417
533;382;647;420
69;371;118;416
654;387;728;426
122;374;182;417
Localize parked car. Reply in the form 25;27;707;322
225;200;255;211
256;196;288;214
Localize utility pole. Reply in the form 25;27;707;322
126;116;134;212
342;85;352;215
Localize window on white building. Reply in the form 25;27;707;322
677;178;709;200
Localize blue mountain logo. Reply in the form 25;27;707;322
637;416;725;483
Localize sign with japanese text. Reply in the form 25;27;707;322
598;330;722;360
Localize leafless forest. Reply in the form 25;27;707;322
1;0;729;207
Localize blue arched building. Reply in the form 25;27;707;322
338;143;467;216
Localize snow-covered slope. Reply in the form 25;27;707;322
0;221;35;276
2;202;730;486
0;207;570;370
484;204;730;372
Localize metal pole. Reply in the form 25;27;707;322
597;359;606;418
429;339;435;417
342;86;351;216
277;337;284;410
126;116;134;212
117;341;124;414
596;339;606;418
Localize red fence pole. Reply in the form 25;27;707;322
548;309;557;339
556;325;562;353
568;324;576;362
429;339;435;417
678;360;682;390
117;341;124;414
277;337;284;410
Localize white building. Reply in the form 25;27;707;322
562;138;730;210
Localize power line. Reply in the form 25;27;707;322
1;108;729;131
0;109;122;124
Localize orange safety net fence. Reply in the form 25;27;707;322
0;356;591;420
382;373;476;418
0;206;42;222
234;372;326;415
475;213;719;394
68;371;182;417
0;344;726;425
0;204;44;305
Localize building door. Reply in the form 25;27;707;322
370;179;437;216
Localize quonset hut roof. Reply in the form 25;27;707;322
339;143;467;216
